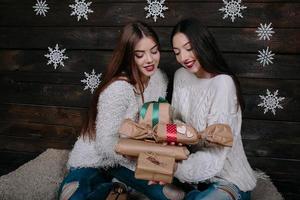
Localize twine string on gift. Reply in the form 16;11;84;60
140;97;167;127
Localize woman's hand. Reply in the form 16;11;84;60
147;162;178;185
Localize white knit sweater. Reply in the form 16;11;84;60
67;69;168;170
172;68;256;192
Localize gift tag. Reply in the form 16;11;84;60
186;130;194;138
177;126;186;135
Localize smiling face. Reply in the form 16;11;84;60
134;36;160;79
172;32;202;74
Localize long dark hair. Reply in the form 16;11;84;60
81;21;160;140
171;18;245;110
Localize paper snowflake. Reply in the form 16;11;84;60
144;0;168;22
33;0;50;16
81;69;102;93
257;46;275;67
69;0;94;21
258;89;285;115
44;44;69;69
219;0;247;22
256;23;275;40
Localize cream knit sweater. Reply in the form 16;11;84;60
67;69;168;170
172;68;256;192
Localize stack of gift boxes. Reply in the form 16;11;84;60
115;99;233;183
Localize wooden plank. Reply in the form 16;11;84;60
0;151;41;176
0;77;299;120
0;121;78;140
243;140;300;159
1;0;295;3
1;50;300;80
241;119;300;142
0;27;299;53
0;135;74;153
0;2;299;27
0;103;85;127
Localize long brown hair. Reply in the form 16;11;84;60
81;21;160;140
171;18;245;110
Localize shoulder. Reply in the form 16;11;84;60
101;80;134;99
174;67;189;80
150;68;168;85
211;74;236;97
212;74;235;90
173;68;192;88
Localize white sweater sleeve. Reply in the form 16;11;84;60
95;81;135;168
175;75;239;183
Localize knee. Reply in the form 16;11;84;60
59;181;83;200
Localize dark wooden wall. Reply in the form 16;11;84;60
0;0;299;199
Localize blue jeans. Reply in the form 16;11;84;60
107;166;170;200
185;181;251;200
58;167;112;200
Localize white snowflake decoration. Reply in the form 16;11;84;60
219;0;247;22
256;23;275;40
257;46;275;67
44;44;69;69
81;69;102;93
144;0;168;22
258;89;285;115
33;0;50;16
69;0;94;21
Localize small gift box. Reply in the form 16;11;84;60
154;122;199;145
115;138;190;160
139;98;172;128
135;152;175;183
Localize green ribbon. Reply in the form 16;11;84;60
140;97;167;127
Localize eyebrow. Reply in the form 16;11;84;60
173;41;191;49
134;44;158;52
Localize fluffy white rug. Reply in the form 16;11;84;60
0;149;284;200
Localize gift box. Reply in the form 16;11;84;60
135;152;175;183
199;124;233;147
115;138;189;160
139;98;172;128
154;122;199;145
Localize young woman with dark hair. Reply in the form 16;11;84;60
170;18;257;200
58;21;169;200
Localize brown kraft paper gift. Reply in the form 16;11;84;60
138;102;172;127
199;124;233;147
154;122;199;145
119;119;233;147
135;152;175;183
115;138;189;160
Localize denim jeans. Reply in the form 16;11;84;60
58;167;113;200
107;166;170;200
185;181;251;200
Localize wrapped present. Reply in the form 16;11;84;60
139;97;172;128
154;122;199;145
199;124;233;147
118;119;154;140
118;119;233;146
115;138;189;160
119;119;198;145
135;152;175;183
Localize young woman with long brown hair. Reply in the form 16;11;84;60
170;18;256;200
58;21;168;200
